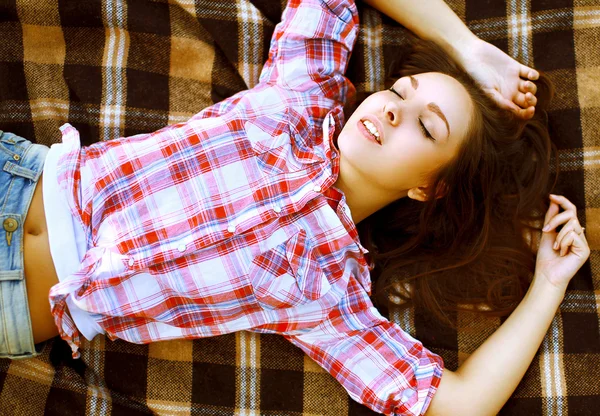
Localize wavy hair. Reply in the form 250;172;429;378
356;39;557;328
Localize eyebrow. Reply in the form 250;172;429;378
408;76;451;137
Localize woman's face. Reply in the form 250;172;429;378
337;72;474;198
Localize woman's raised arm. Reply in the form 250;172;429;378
362;0;540;119
427;195;590;415
427;269;568;415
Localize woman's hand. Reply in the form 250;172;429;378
535;194;590;291
456;37;540;119
363;0;540;118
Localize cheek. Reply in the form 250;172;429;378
386;139;437;175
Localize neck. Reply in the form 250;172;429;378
334;158;408;224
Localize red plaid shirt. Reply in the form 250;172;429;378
48;1;443;414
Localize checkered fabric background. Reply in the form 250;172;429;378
1;0;599;414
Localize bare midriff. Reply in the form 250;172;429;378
23;175;60;343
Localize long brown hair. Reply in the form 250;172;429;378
356;39;557;328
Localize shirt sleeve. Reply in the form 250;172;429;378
283;277;444;416
258;0;359;103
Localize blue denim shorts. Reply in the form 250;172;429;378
0;131;49;359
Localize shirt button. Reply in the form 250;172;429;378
273;205;282;213
128;258;134;267
178;244;186;252
227;224;236;233
331;151;337;159
313;185;321;193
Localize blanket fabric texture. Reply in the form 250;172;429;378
1;0;599;414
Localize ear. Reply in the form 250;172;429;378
408;182;448;202
407;186;429;202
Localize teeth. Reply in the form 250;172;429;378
362;120;381;143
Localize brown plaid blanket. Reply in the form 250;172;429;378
1;0;599;414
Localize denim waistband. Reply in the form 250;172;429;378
0;131;49;359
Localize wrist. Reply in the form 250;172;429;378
444;34;481;66
529;273;568;301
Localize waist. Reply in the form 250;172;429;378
0;132;49;358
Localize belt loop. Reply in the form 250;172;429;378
0;271;24;281
3;161;39;181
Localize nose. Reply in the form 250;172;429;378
384;100;402;126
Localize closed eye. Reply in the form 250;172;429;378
419;120;435;142
389;87;436;142
388;87;403;100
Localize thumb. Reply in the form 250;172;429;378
543;200;560;225
538;227;555;252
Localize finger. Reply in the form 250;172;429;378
491;88;535;119
513;105;535;120
524;106;535;119
514;93;528;108
549;194;577;214
488;89;520;112
493;91;534;120
554;219;584;250
520;65;539;81
554;220;583;250
543;200;561;227
520;80;538;95
559;230;588;257
543;210;576;232
560;230;576;257
564;229;591;259
514;92;537;109
580;227;588;243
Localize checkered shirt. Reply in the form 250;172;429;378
47;1;443;414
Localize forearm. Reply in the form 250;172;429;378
454;276;566;415
360;0;477;57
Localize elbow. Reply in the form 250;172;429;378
425;369;495;416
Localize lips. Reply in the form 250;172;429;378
357;116;384;145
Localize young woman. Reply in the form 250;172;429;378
0;0;589;415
